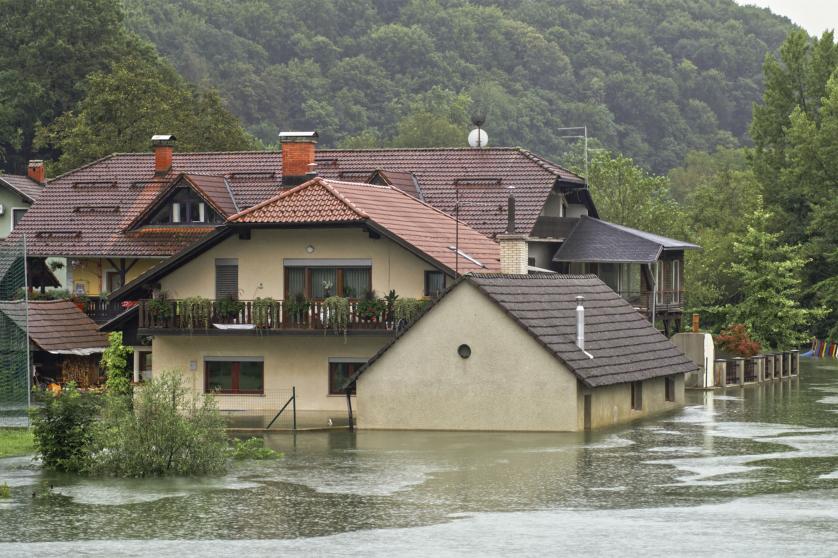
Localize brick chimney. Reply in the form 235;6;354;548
27;160;45;184
151;134;176;175
279;131;318;186
496;194;529;275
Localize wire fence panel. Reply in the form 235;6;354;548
0;237;29;427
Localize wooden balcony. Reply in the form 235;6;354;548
81;298;133;324
137;299;394;334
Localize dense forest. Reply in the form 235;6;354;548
122;0;794;172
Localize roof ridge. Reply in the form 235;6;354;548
517;147;584;181
46;153;118;183
228;177;370;222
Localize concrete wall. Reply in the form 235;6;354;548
356;282;581;431
671;332;714;388
0;186;31;239
160;228;438;300
69;258;161;296
152;334;389;412
580;375;684;430
565;204;588;218
527;242;560;270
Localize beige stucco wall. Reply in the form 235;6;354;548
69;258;161;296
152;334;389;412
579;374;685;430
0;186;31;239
160;228;439;300
356;282;580;431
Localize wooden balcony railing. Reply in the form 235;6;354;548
81;298;133;324
616;290;686;314
137;299;393;332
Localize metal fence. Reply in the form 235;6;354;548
0;237;29;427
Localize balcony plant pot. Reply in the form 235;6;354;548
213;323;256;330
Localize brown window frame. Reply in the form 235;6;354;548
424;270;445;298
328;360;365;395
204;359;264;395
284;266;372;300
631;380;643;410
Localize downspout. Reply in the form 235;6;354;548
576;296;594;359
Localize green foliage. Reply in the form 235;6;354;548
229;437;282;460
252;297;280;328
711;208;827;350
384;290;399;323
0;482;9;498
0;428;34;458
286;293;311;324
587;152;686;238
101;332;133;394
147;297;173;321
356;291;386;321
88;371;227;477
323;296;350;336
394;298;429;324
30;384;101;473
216;297;244;322
119;0;795;172
180;296;213;329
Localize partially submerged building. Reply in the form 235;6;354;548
348;274;696;432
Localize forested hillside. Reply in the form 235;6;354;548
123;0;794;171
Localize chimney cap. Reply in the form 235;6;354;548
151;134;176;145
279;131;319;143
28;160;44;166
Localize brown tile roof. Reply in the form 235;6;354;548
232;178;500;274
0;299;108;354
0;174;44;203
9;148;582;257
368;170;423;200
349;273;697;389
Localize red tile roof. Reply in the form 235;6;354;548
0;300;108;354
232;178;500;274
368;170;423;200
10;148;582;257
0;174;45;203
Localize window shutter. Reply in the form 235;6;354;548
215;259;239;299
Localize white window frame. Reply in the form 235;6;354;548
10;207;28;231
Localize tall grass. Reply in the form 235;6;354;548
0;428;34;457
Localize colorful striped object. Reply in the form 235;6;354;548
811;339;838;358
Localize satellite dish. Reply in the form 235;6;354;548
468;128;489;148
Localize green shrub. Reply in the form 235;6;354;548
252;297;279;328
180;296;213;329
229;437;282;460
216;297;244;322
323;296;350;336
101;331;133;394
394;298;429;324
0;482;9;498
30;384;101;473
87;371;227;477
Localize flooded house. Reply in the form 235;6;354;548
348;273;696;432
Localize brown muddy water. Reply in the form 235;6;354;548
1;359;837;556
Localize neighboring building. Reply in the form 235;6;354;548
550;216;700;335
349;274;696;432
0;161;46;239
0;299;108;387
109;176;501;415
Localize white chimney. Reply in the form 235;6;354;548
576;295;585;351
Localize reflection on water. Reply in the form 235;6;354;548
1;360;837;556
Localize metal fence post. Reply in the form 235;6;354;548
292;386;296;432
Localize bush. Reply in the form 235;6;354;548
229;437;282;460
101;331;133;394
715;323;762;357
30;384;101;473
88;371;227;477
394;298;429;323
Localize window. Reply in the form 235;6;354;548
205;358;264;394
656;261;665;305
105;271;123;293
138;351;152;373
631;381;643;410
665;376;676;402
328;359;366;395
149;188;221;226
527;257;536;267
215;258;239;299
424;271;445;298
190;201;206;223
671;260;680;303
285;265;371;299
11;208;27;230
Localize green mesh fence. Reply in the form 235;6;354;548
0;236;29;427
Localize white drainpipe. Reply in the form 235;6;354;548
576;296;585;351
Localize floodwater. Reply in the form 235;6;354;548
2;360;838;556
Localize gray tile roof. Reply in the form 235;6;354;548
348;273;697;389
0;174;44;203
553;216;699;264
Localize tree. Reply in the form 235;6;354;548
716;207;826;350
36;56;256;174
586;152;686;238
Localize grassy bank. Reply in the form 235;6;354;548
0;428;34;457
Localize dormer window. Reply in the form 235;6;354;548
149;188;221;226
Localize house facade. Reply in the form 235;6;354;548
111;177;500;417
351;274;696;432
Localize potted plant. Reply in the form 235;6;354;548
384;289;398;328
357;290;386;322
147;295;172;324
181;296;213;329
71;294;90;311
216;296;245;323
322;296;350;337
253;297;279;329
394;298;429;325
285;293;311;325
